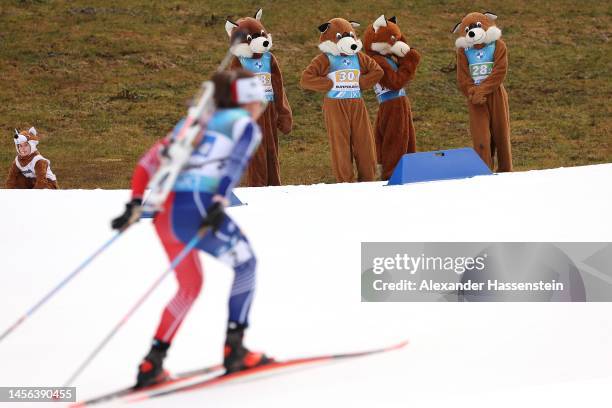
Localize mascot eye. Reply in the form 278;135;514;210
261;30;266;36
246;34;252;42
476;22;482;28
464;27;469;33
349;32;355;38
336;33;342;40
391;35;396;41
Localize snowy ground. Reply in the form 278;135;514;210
0;163;611;408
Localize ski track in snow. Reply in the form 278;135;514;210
0;164;611;407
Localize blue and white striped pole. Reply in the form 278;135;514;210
0;231;124;344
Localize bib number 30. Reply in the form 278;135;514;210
335;69;359;83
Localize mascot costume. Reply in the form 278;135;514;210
225;8;293;186
364;15;421;180
453;11;512;171
6;127;58;189
300;18;383;182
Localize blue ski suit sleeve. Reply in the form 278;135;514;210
216;117;262;197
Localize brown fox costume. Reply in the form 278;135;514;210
300;18;383;182
453;12;512;172
364;15;421;180
225;9;293;186
5;127;58;189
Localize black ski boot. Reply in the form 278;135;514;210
223;323;272;374
135;340;170;388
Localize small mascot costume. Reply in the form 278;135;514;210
300;18;383;182
453;12;512;172
225;8;293;186
364;15;421;180
5;127;58;189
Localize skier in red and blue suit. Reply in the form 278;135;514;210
111;70;271;388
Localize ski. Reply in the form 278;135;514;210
128;340;408;403
70;364;224;407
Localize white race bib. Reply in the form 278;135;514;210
327;69;360;93
255;72;274;101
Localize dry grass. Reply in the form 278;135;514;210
0;0;610;188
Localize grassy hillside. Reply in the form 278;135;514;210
0;0;610;188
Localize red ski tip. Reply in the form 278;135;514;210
390;340;410;350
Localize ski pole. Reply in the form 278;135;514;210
0;231;126;344
64;225;209;387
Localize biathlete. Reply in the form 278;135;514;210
111;69;271;388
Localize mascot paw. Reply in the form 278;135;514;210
471;93;487;105
468;88;486;104
398;50;415;65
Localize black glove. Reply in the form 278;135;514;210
201;201;225;231
111;198;143;231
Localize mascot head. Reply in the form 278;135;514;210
452;12;501;49
225;8;273;58
13;127;40;156
363;15;410;58
317;18;362;56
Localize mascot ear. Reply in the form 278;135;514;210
225;19;239;37
14;129;19;138
28;127;37;136
349;21;360;28
318;22;331;33
483;12;498;21
373;15;387;32
254;8;263;21
388;16;397;24
451;22;462;34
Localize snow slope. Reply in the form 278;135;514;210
0;164;611;408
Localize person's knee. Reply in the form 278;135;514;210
192;271;204;295
180;275;203;301
235;255;256;276
176;260;204;300
230;256;257;300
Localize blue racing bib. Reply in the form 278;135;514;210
326;53;361;99
239;52;274;101
464;41;496;85
373;56;407;103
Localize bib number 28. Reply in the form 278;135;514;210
471;63;492;77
